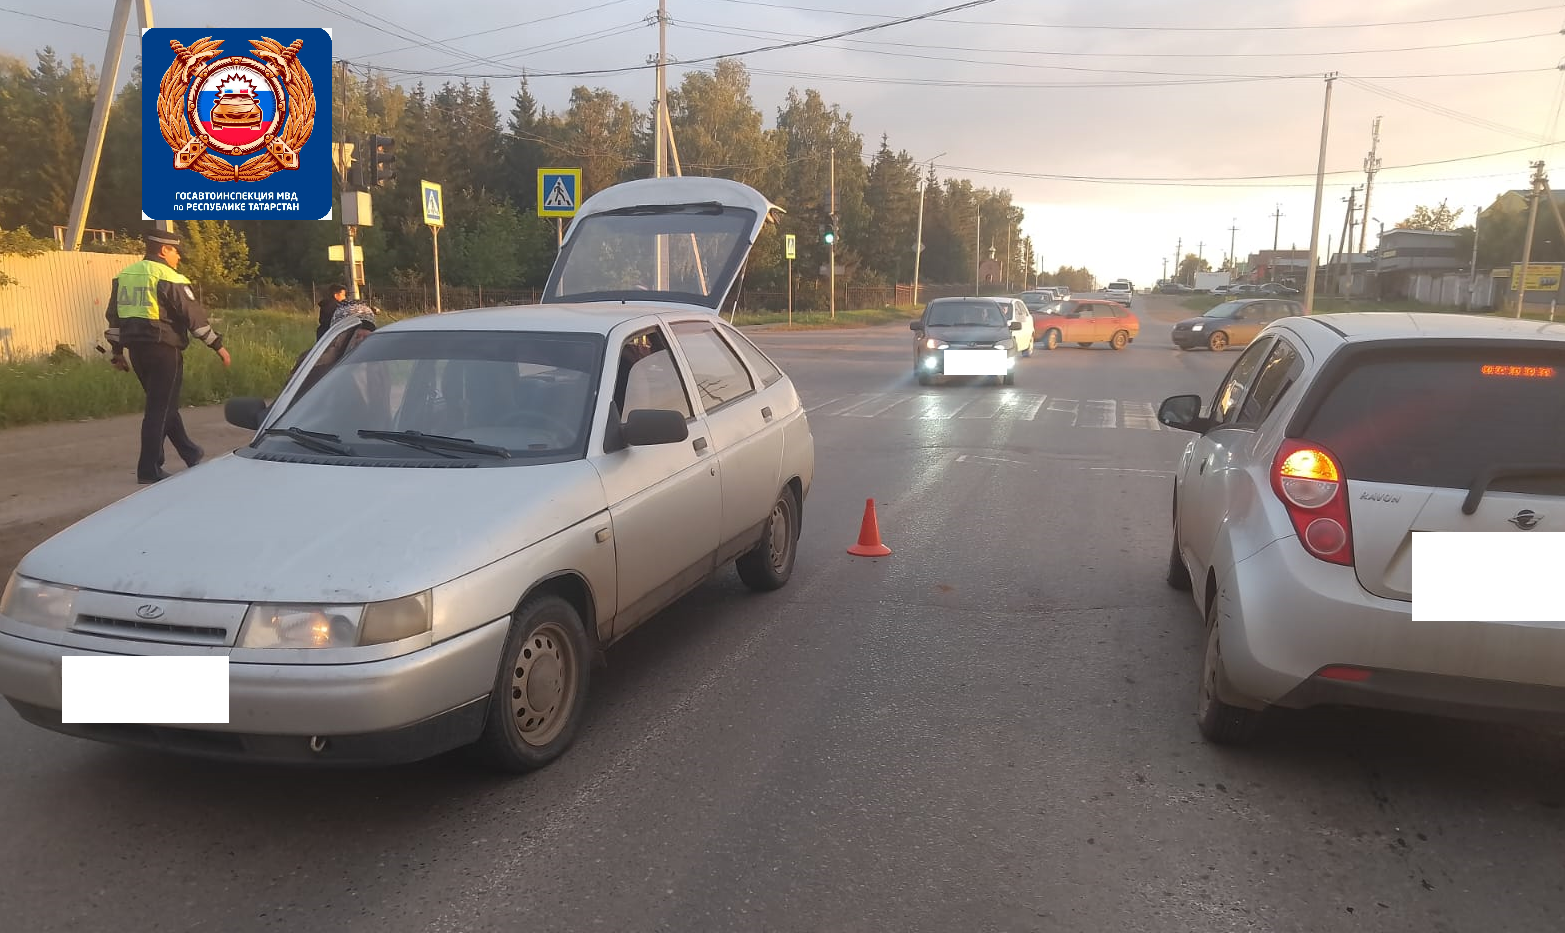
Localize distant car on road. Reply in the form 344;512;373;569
1017;290;1056;312
911;296;1024;386
1032;298;1140;351
1159;311;1565;745
1104;280;1133;306
1171;298;1304;352
1261;282;1300;296
0;176;816;772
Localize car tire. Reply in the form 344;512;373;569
1044;329;1061;350
916;371;932;386
1208;331;1230;352
737;485;800;592
1001;373;1016;386
1197;603;1264;745
1110;330;1129;350
1167;538;1192;591
477;593;592;773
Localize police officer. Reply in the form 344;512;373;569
105;229;232;484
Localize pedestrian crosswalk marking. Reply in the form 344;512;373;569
802;392;1169;429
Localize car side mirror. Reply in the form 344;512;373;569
1158;394;1211;433
909;320;923;332
1009;321;1022;331
622;409;689;446
225;396;269;430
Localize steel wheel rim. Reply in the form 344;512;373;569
509;621;577;747
767;500;792;572
1113;332;1126;349
1210;332;1228;351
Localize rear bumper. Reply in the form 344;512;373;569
1217;537;1565;725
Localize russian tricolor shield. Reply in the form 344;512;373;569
196;66;279;152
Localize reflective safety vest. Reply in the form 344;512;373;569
114;260;192;322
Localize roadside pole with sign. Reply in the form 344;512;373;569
785;233;796;326
538;168;582;251
421;180;444;312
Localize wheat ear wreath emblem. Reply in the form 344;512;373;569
158;36;316;182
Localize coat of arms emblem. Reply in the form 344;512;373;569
156;36;316;182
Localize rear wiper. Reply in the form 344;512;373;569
600;201;724;216
356;429;511;459
1462;463;1565;514
263;426;356;456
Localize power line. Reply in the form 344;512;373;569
344;0;1000;80
678;18;1559;59
0;6;107;31
1344;76;1549;143
700;0;1562;32
354;0;641;60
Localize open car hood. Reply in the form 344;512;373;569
541;177;781;313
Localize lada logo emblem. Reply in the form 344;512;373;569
135;604;166;620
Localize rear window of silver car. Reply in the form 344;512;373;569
1297;346;1565;491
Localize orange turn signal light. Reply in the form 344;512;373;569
1279;448;1340;483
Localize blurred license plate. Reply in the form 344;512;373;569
943;349;1006;375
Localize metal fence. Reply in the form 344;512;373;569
0;251;141;361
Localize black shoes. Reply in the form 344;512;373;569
137;470;172;485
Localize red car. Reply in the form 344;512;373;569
1031;299;1140;351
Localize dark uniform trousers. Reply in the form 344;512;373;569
127;342;202;479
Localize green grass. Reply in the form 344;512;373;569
0;308;400;430
727;305;923;329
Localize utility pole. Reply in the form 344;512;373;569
1228;221;1238;276
1468;204;1482;311
1271;204;1283;253
1359;116;1382;254
974;198;982;293
66;0;162;249
1517;160;1547;316
829;146;836;320
1304;73;1338;314
1337;186;1360;298
911;152;943;308
1174;237;1181;283
654;0;667;180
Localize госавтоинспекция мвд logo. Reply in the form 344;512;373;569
142;28;332;221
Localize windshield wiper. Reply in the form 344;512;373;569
356;429;511;459
263;427;356;456
1462;463;1565;514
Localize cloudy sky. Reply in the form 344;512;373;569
6;0;1564;285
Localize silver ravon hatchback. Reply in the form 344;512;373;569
1159;312;1565;744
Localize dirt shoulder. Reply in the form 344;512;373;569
0;406;254;579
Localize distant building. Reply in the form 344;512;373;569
1374;229;1465;299
1245;249;1312;285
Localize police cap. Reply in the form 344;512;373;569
145;229;183;248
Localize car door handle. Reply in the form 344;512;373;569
693;436;709;453
761;406;773;421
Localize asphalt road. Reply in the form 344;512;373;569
1;296;1563;932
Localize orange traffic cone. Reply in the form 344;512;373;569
847;498;893;557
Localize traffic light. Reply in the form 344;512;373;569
367;134;397;187
823;212;839;246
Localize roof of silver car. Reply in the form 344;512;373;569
375;302;720;338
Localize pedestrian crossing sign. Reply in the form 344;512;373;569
538;168;582;218
420;180;443;228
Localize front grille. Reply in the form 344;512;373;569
73;614;229;645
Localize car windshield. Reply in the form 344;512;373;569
1299;346;1565;491
1203;301;1247;319
926;300;1007;326
262;330;605;464
542;203;757;309
1108;282;1130;290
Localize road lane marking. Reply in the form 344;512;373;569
1077;399;1117;428
1019;395;1048;420
804;397;844;413
844;394;916;418
1121;401;1162;430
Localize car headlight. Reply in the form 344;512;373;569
0;575;78;631
237;591;432;649
1191;323;1204;331
924;339;949;350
